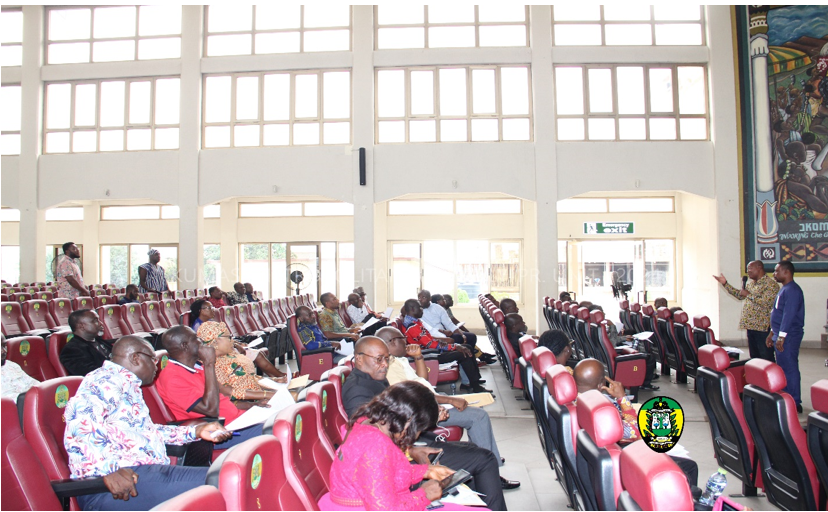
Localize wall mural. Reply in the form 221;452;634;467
735;5;828;272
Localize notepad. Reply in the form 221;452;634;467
224;388;295;432
453;392;495;407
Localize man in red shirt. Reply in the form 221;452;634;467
207;286;227;309
156;326;268;447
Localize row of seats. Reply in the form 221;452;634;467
385;315;462;393
478;296;522;388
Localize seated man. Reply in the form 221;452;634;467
207;286;227;309
504;312;528;355
377;327;512;476
433;294;468;333
346;293;386;336
117;284;141;305
401;299;491;394
572;359;698;488
60;309;115;376
64;336;234;511
295;306;346;364
654;297;668;309
156;326;267;444
318;292;361;341
225;282;249;306
341;337;513;510
243;282;260;303
1;334;38;401
353;286;374;313
559;291;572;302
418;290;492;363
537;329;574;372
499;298;519;315
588;304;659;391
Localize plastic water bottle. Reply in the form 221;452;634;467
699;468;728;506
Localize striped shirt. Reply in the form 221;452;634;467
138;263;168;293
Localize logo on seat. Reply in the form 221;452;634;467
55;384;70;409
638;396;684;453
322;390;328;412
19;340;30;356
251;453;262;489
295;414;303;442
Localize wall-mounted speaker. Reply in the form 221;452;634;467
359;147;366;186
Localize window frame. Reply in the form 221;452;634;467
43;76;181;154
100;205;181;221
45;207;85;222
99;243;179;290
44;5;182;64
387;198;523;216
552;5;706;47
202;70;352;148
237;201;354;218
374;5;529;50
375;65;533;144
553;63;709;142
1;83;22;156
203;5;353;57
556;197;676;213
1;8;24;67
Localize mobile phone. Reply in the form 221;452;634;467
439;469;472;497
428;450;444;465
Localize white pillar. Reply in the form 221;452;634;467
351;6;375;298
81;204;100;285
219;200;239;291
751;34;774;193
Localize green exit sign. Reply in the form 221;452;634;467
584;222;635;234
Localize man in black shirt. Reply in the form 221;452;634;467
60;309;115;376
504;312;527;355
117;284;140;305
342;337;514;510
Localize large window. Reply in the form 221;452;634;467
45;77;181;153
239;201;353;217
100;244;178;290
204;244;221;288
552;5;704;46
1;246;20;284
557;197;675;213
240;242;353;300
46;207;84;221
1;9;23;66
377;66;531;143
204;5;350;56
203;71;351;148
45;244;83;283
388;199;521;215
389;240;521;305
375;5;527;49
1;85;21;156
101;205;180;220
555;65;707;141
46;6;181;64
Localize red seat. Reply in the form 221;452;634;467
152;486;226;511
49;298;74;327
517;336;538;402
617;441;693;511
655;307;686;382
12;292;32;303
546;364;580;507
287;314;334;381
235;304;267;336
262;300;283;325
2;302;32;337
93;295;115;308
5;336;58;381
807;380;828;510
530;347;558;466
121;302;154;336
493;309;522;388
575;389;625;511
248;301;276;332
325;366;352;428
338;301;352;328
306;381;344;450
1;397;64;511
266;402;333;510
142;350;177;425
160;299;182;326
22;299;59;334
743;359;819;510
33;291;54;302
24;376;84;509
143;301;171;330
589;310;646;398
72;296;94;311
98;305;129;339
204;436;305;511
48;331;72;377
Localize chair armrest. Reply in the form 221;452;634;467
301;346;335;356
168;417;225;427
615;353;647;363
166;444;187;457
729;359;748;367
51;477;109;498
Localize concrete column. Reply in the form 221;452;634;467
351;6;375;298
81;204;100;285
17;6;45;282
219;200;239;290
177;6;204;289
530;6;559;333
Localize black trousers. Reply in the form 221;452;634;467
450;332;478;350
670;455;699;487
423;439;507;511
643;353;657;386
747;329;775;362
438;348;482;386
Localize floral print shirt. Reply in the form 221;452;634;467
56;255;84;299
723;274;779;331
214;353;262;400
64;361;196;479
318;307;348;334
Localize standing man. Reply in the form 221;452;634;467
713;260;779;361
767;261;805;413
138;249;169;295
56;242;86;299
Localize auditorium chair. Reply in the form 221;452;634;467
71;296;94;311
575;389;625;511
641;304;669;376
517;336;538;402
143;301;172;332
696;345;762;496
275;298;291;320
807;380;828;510
553;300;565;332
589;310;646;401
742;359;818;510
618;300;637;335
530;347;558;465
49;298;74;327
2;301;32;338
12;292;32;303
575;307;596;361
249;301;278;333
218;306;261;341
306;381;345;451
546;364;580;508
160;298;181;326
98;305;129;339
265;402;333;510
629;302;645;336
338;300;352;327
325;366;352;427
1;293;9;302
671;311;702;387
655;307;687;383
205;437;306;511
93;295;115;308
236;303;270;336
121;302;154;337
493;308;521;388
48;331;71;377
34;291;54;302
616;441;694;511
286;314;335;381
5;336;58;381
151;485;227;511
542;296;553;330
21;299;61;336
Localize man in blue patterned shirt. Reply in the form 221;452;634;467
64;336;232;511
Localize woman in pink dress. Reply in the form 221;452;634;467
318;381;486;511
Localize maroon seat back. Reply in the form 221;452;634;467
93;295;115;308
287;315;333;381
121;302;151;333
12;292;32;303
48;331;72;377
151;485;226;511
98;305;128;339
531;346;558;380
325;366;352;426
34;291;54;302
520;337;537;362
160;299;181;325
220;307;244;337
49;298;74;327
1;397;63;511
263;300;281;324
22;300;58;330
142;350;176;425
5;336;57;381
576;389;625;510
235;304;260;333
143;301;171;329
305;381;341;479
2;302;31;337
72;296;94;311
269;403;332;511
249;301;271;329
618;441;693;511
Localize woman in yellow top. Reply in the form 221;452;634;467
196;321;286;401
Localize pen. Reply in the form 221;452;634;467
468;401;480;405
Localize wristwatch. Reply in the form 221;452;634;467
414;356;424;361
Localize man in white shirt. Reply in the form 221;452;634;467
1;335;39;402
418;290;493;363
346;293;387;336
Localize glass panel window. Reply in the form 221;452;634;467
203;205;221;218
0;84;21;155
644;240;675;301
45;77;181;153
423;241;455;293
304;202;354;216
557;198;608;213
100;245;128;288
490;241;520;303
203;244;221;288
391;243;421;303
455;199;521;214
46;6;181;64
388;200;453;215
557;240;568;295
553;5;704;46
239;203;303;217
377;65;531;143
1;9;23;66
241;244;270;298
554;64;708;141
338;243;354;300
206;5;350;56
0;246;20;285
376;6;527;49
320;242;336;297
608;198;674;213
101;206;161;220
271;243;287;299
46;207;84;221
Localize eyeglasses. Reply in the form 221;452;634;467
135;352;160;364
357;352;390;365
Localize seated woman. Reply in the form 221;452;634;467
320;381;484;511
196;321;289;381
189;299;212;331
538;329;574;374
